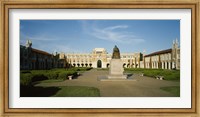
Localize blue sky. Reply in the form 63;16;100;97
20;20;180;54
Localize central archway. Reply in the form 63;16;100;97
97;60;102;68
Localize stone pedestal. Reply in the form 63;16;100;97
107;59;127;79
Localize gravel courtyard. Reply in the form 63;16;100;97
35;69;180;97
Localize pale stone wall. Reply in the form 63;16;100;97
65;48;142;68
144;57;150;69
143;39;180;70
140;61;144;68
21;40;180;70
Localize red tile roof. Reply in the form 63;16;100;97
144;49;172;57
32;48;52;56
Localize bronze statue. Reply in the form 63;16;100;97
112;45;121;59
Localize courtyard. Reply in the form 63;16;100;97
20;68;180;97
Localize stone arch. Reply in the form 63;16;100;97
107;63;110;68
132;63;135;68
97;60;102;68
123;63;126;68
136;64;138;68
131;64;134;68
127;64;130;68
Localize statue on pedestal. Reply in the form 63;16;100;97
112;45;120;59
106;45;127;79
98;45;128;81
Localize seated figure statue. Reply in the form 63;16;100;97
112;45;121;59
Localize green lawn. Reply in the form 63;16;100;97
160;86;180;96
96;68;108;70
125;68;180;81
53;86;100;97
20;67;92;87
20;68;98;97
33;79;63;85
21;85;100;97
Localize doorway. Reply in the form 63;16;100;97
97;60;102;68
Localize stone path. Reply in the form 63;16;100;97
35;69;180;97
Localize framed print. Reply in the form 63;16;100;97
1;0;199;116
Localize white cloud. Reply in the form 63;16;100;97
80;21;145;44
20;31;82;53
104;25;128;31
21;33;59;42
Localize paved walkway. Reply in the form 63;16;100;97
35;69;179;97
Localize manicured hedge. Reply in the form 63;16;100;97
31;73;48;82
20;73;48;86
44;72;58;80
57;71;77;80
143;70;180;80
20;68;84;86
125;68;180;80
69;67;93;71
20;73;32;86
57;72;67;80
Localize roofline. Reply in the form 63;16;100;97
144;49;172;57
31;48;52;56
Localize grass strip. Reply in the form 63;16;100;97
160;86;180;97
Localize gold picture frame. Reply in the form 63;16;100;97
0;0;199;116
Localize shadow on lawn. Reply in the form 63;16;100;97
20;86;61;97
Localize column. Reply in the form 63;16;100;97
164;62;166;69
152;62;154;68
165;62;167;69
172;62;174;69
156;62;159;69
168;62;171;69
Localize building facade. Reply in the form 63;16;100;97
143;39;180;69
20;39;180;70
20;40;66;70
65;48;142;69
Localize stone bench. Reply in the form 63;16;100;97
140;73;144;76
68;75;73;80
155;76;164;80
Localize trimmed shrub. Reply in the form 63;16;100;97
45;72;58;80
125;68;180;81
86;67;93;71
20;68;91;84
71;67;92;71
58;71;68;80
31;73;48;82
20;73;33;86
54;71;60;75
73;71;78;76
57;71;78;80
